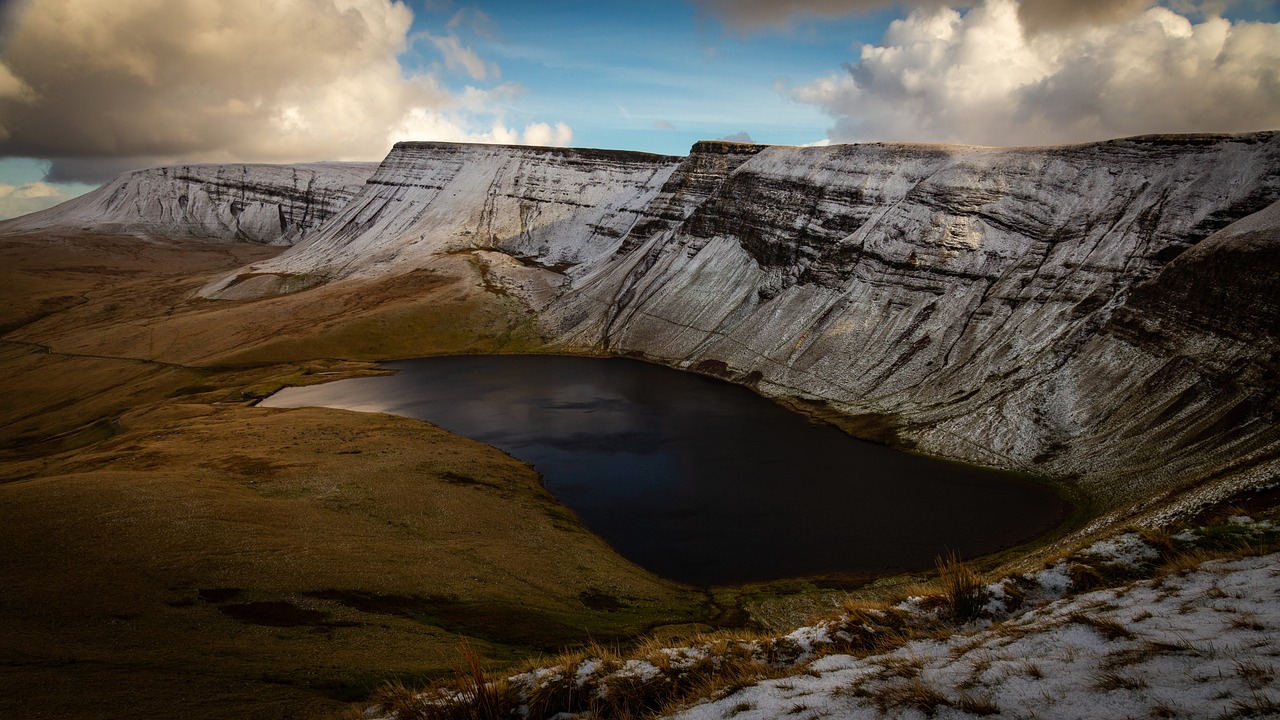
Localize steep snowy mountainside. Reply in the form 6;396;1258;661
1041;198;1280;508
0;162;377;244
542;133;1280;507
201;143;680;299
191;133;1279;517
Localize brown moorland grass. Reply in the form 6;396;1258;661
0;232;708;720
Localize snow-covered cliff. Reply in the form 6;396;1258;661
0;162;377;244
200;134;1280;512
201;142;680;298
539;134;1280;507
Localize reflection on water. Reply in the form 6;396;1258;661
262;355;1070;586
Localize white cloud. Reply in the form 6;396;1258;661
521;121;574;147
693;0;1242;34
446;7;498;40
393;111;572;148
0;181;76;221
0;0;570;182
0;64;31;102
693;0;956;32
787;0;1280;146
426;33;499;81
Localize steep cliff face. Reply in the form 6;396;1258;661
1036;201;1280;507
0;162;377;244
541;133;1280;508
202;142;680;299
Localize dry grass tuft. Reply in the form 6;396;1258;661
1094;669;1149;692
369;680;430;720
1069;612;1136;641
455;639;517;720
1137;527;1181;562
1158;548;1220;577
936;551;988;623
873;654;926;680
955;690;1001;715
1067;562;1108;591
869;678;953;716
1220;693;1280;719
1236;660;1276;691
369;640;521;720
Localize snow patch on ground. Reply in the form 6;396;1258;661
668;551;1280;719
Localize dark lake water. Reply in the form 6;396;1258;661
262;355;1070;586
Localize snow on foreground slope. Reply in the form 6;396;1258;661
367;518;1280;720
668;552;1280;720
0;161;376;243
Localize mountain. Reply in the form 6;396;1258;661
189;133;1280;518
199;142;681;298
9;134;1276;520
542;134;1280;513
0;162;377;244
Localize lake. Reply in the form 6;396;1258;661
261;355;1070;586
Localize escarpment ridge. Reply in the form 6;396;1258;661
541;133;1280;513
11;133;1279;523
0;161;377;244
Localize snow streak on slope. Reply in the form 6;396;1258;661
0;162;377;244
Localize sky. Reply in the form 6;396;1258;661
0;0;1277;220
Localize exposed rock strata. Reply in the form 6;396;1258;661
0;162;376;244
541;134;1280;509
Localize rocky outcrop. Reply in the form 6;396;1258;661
1039;199;1280;508
0;162;377;244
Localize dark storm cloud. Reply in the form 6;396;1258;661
0;0;569;183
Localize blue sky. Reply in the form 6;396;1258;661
0;0;1277;219
409;1;900;154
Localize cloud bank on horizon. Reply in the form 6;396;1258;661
778;0;1280;147
0;0;1277;219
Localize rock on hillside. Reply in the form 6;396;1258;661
0;162;377;244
